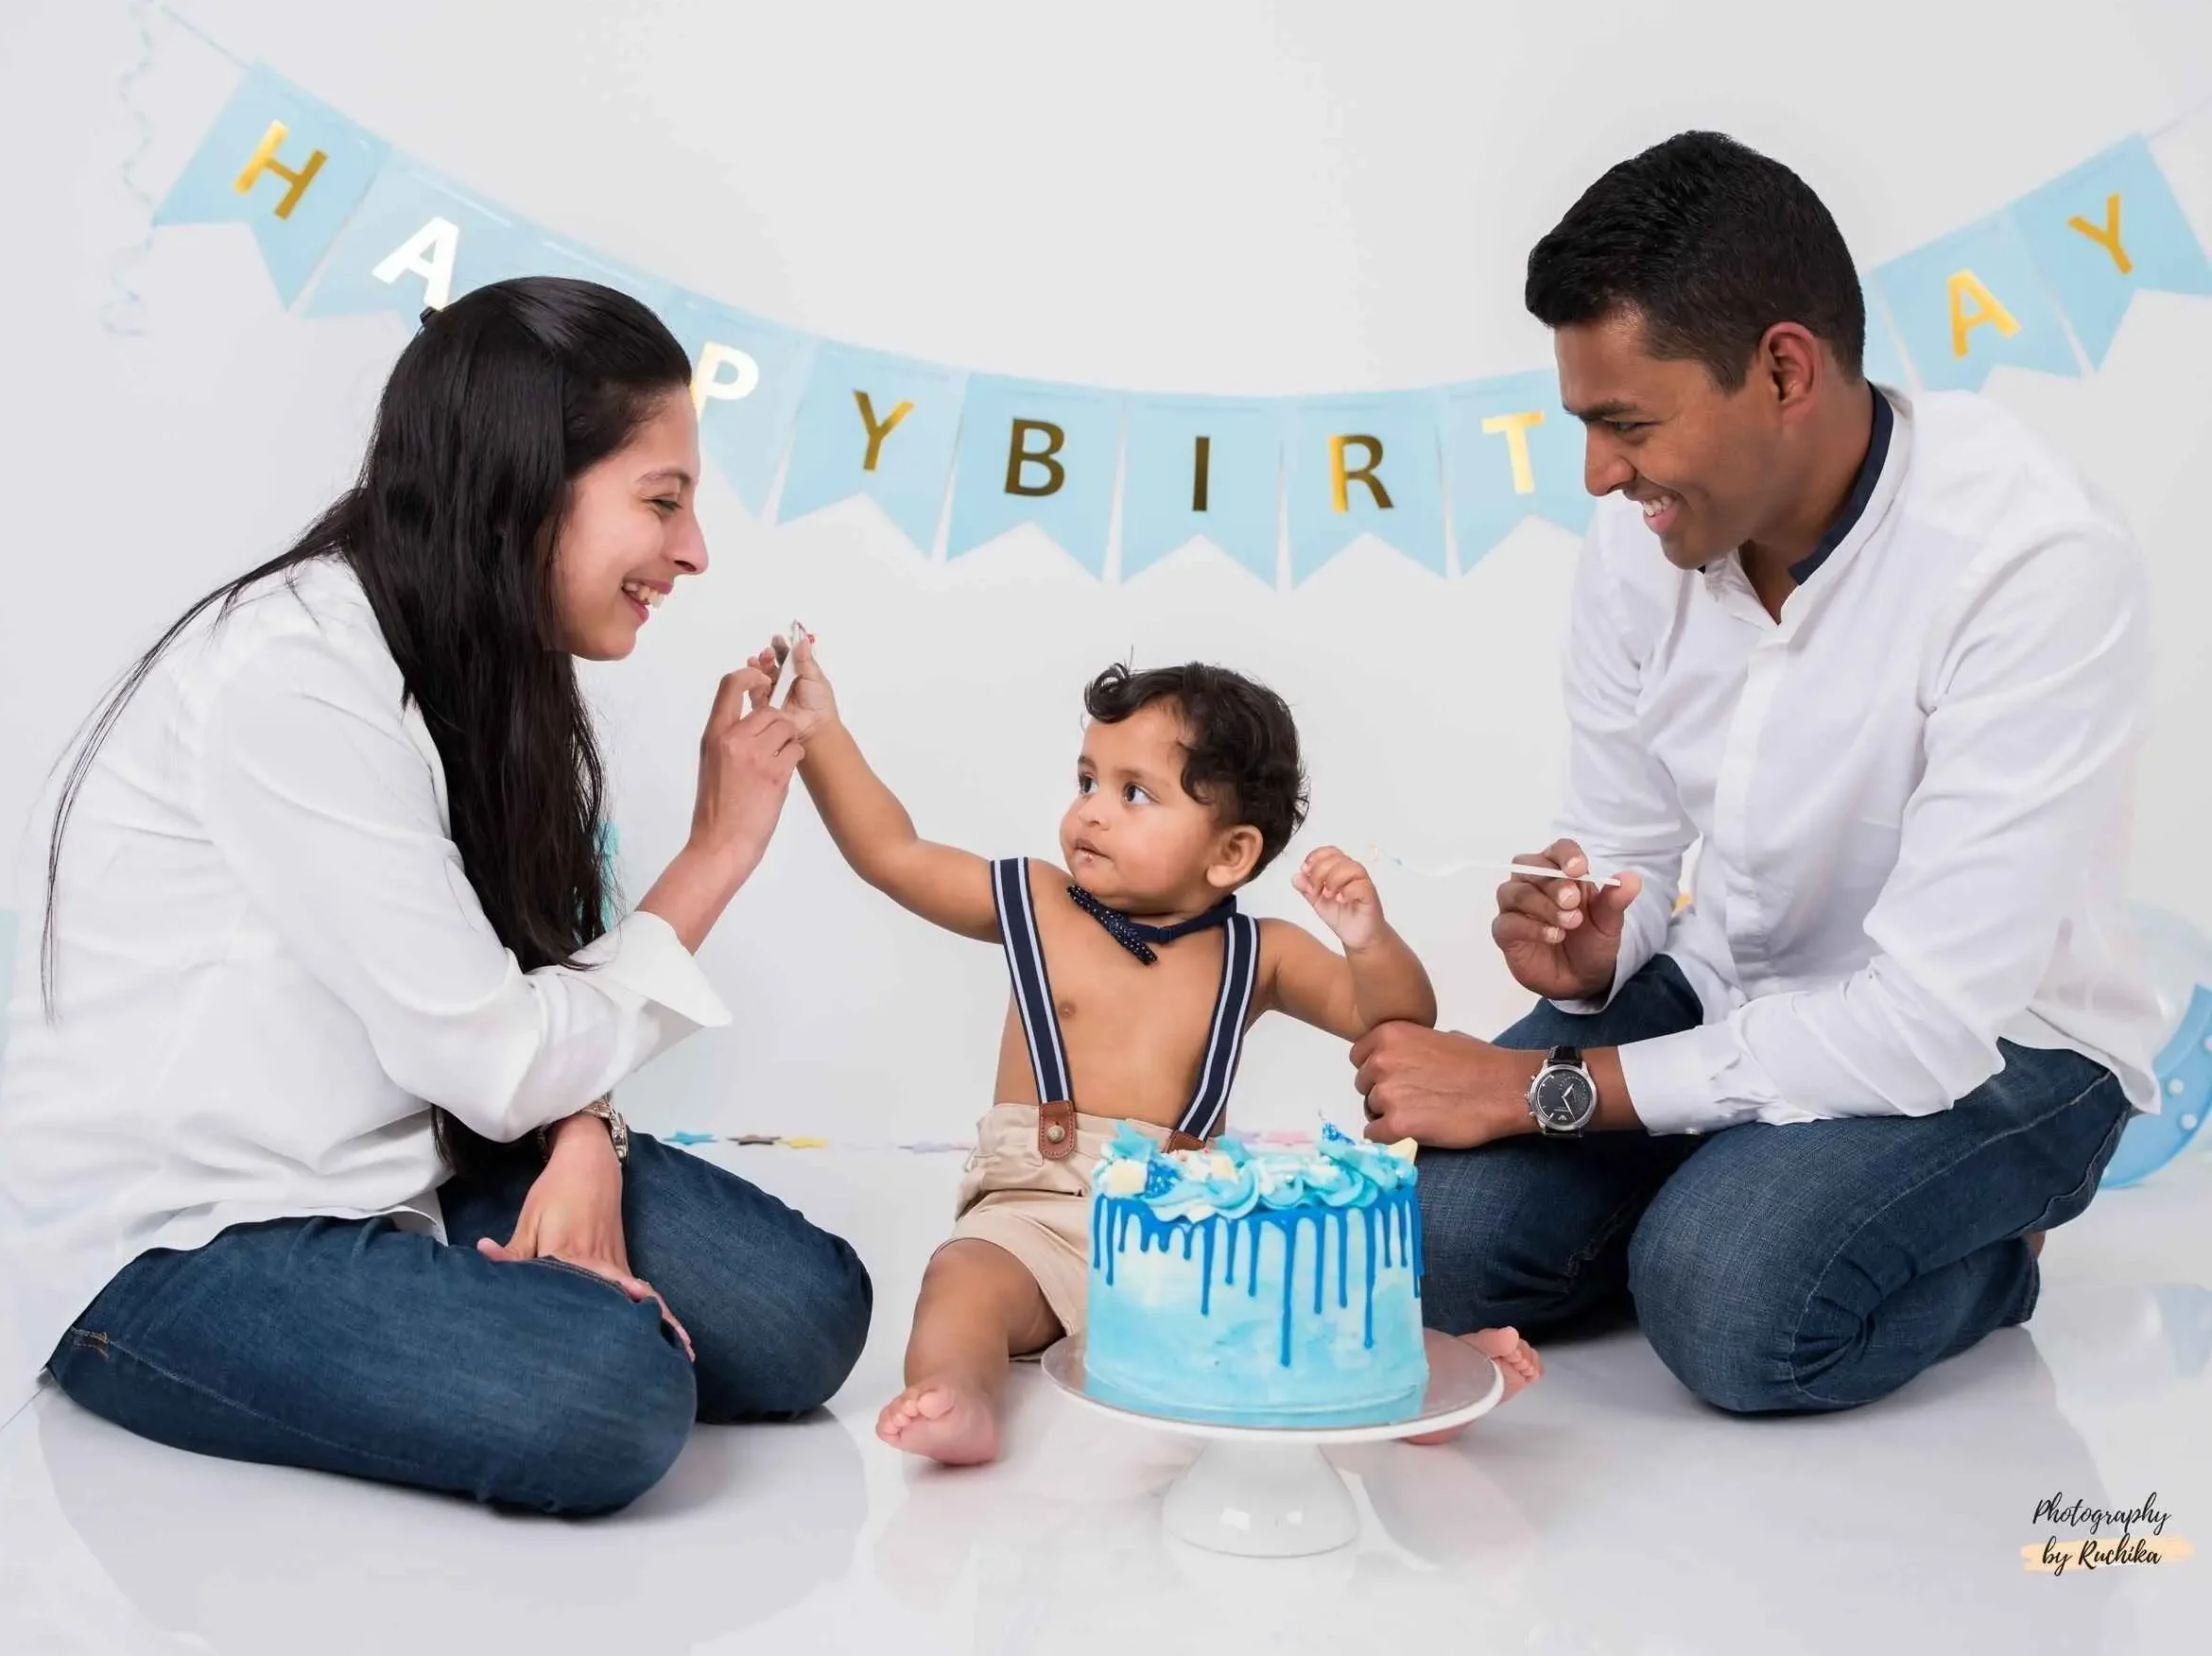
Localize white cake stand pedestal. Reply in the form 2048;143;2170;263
1040;1328;1503;1559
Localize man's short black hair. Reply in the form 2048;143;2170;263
1083;663;1309;875
1525;130;1864;388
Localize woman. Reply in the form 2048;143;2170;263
0;278;871;1513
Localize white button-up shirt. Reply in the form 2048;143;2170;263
1;558;730;1412
1557;389;2163;1134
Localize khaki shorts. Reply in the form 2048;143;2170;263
943;1104;1169;1341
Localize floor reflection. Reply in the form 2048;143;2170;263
35;1402;868;1654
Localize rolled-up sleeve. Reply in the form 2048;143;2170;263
1618;527;2151;1133
200;628;729;1143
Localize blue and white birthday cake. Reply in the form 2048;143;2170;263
1084;1124;1428;1427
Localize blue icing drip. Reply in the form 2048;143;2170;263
1096;1189;1421;1373
1336;1207;1349;1309
1362;1205;1377;1348
1409;1192;1424;1296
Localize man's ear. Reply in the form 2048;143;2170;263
1207;825;1265;891
1760;321;1824;420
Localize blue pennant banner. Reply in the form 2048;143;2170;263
1860;282;1910;388
1440;370;1594;571
2011;136;2212;367
302;158;536;321
147;60;2212;583
1120;395;1284;585
1871;213;2082;391
152;65;389;303
666;297;818;515
946;377;1125;575
780;343;966;553
1284;394;1447;582
474;233;674;317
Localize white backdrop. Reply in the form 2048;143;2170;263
4;0;2211;1142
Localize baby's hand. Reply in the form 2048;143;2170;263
745;629;839;739
1293;847;1386;951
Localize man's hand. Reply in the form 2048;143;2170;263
477;1115;693;1360
1492;838;1643;1001
1350;1024;1541;1149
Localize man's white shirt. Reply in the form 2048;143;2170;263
1556;388;2163;1133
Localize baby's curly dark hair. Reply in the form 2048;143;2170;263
1083;663;1310;875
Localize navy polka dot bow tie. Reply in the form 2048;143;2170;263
1066;885;1236;965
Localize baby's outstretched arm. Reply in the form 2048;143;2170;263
1265;847;1437;1039
774;635;999;942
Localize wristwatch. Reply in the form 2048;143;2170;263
539;1097;630;1164
1527;1046;1599;1137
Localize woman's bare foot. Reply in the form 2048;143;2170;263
877;1377;1001;1466
1408;1326;1543;1445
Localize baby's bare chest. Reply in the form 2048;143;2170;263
1002;916;1254;1114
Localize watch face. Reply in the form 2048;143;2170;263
1532;1066;1596;1130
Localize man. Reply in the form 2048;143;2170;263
1355;131;2162;1413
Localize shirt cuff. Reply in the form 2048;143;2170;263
567;910;733;1032
1617;1024;1764;1136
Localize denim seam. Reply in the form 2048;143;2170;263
1782;1070;2122;1409
1561;1194;1649;1297
57;1327;436;1482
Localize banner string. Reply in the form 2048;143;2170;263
97;0;160;336
2148;87;2212;141
147;0;243;65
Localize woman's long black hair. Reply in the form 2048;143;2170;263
42;277;694;1170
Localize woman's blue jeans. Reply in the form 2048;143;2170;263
1417;957;2134;1412
47;1134;873;1513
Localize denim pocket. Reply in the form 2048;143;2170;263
522;1257;635;1301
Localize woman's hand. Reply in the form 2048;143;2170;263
690;664;805;878
638;664;804;952
477;1114;694;1359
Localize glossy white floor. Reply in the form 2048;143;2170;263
2;1144;2205;1655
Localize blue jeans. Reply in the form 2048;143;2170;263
1417;957;2134;1413
47;1134;873;1513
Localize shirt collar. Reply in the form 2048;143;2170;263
1787;387;1894;586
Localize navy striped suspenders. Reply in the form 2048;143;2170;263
989;857;1260;1161
992;858;1079;1160
1170;911;1259;1150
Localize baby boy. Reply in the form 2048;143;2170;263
761;638;1538;1464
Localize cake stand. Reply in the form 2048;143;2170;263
1040;1329;1504;1559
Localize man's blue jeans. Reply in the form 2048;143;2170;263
1417;957;2134;1412
46;1134;873;1512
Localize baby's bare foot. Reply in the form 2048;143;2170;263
1408;1326;1542;1445
876;1377;1001;1466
